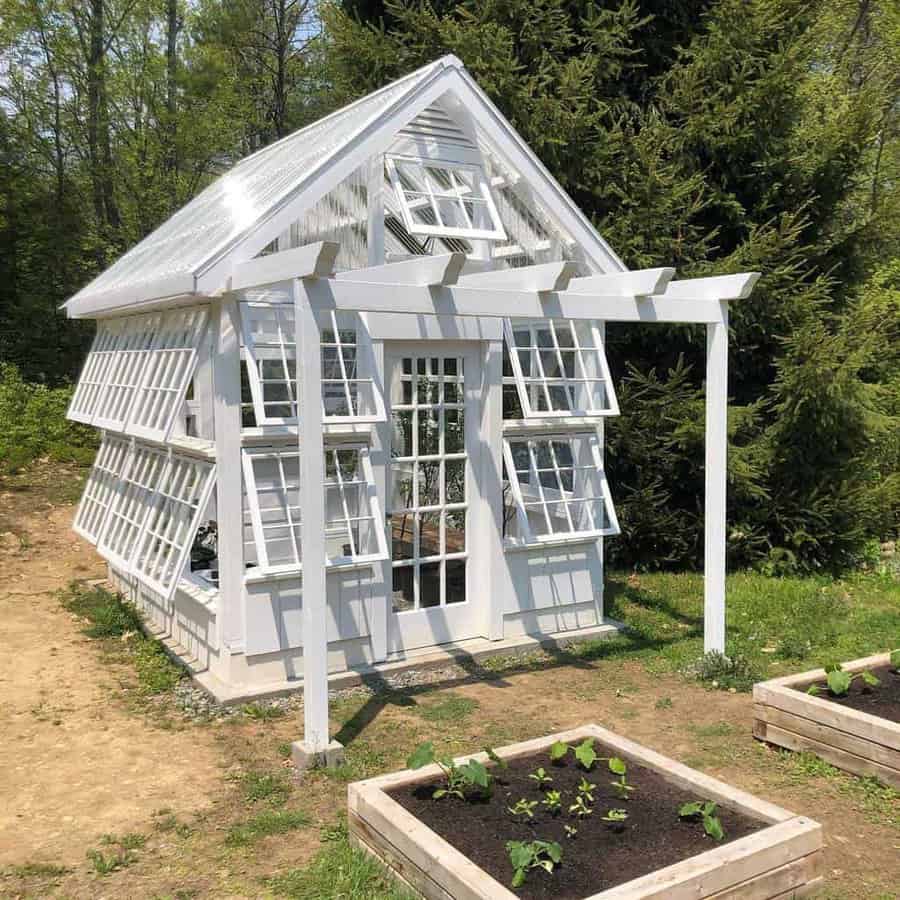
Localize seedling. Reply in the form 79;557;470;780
576;777;596;803
506;840;562;888
406;741;493;800
609;756;636;800
508;798;539;820
541;790;562;814
600;808;629;831
485;747;508;771
807;664;880;697
574;737;598;770
549;740;569;763
563;824;578;838
679;800;726;840
568;795;593;818
529;767;553;787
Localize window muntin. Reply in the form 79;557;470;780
242;444;386;574
389;355;468;612
386;156;507;242
83;439;216;598
503;319;618;418
239;303;382;426
502;431;619;544
68;307;208;440
73;435;132;543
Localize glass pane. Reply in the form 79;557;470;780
444;410;464;453
417;461;440;507
390;462;414;510
446;559;466;604
445;510;466;553
419;562;441;608
391;412;413;457
418;410;439;455
445;459;465;503
391;513;415;560
419;511;441;558
392;565;415;612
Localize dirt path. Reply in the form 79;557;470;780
0;478;227;869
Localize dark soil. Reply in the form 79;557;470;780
388;741;763;898
796;664;900;723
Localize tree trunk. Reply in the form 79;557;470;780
165;0;179;204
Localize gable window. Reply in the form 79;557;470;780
242;444;387;574
502;432;619;544
503;319;618;418
386;156;507;242
240;303;383;426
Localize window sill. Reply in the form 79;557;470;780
503;535;609;553
244;558;384;585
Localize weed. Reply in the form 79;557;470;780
10;862;70;878
153;811;191;838
268;839;415;899
655;696;673;710
320;818;348;842
679;800;725;840
242;702;287;721
226;809;310;847
59;581;142;638
413;692;479;723
506;840;562;888
86;836;143;876
690;650;759;692
132;639;183;694
276;741;293;759
240;771;291;805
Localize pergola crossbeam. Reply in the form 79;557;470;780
230;241;339;292
334;252;466;286
659;272;761;301
457;260;579;293
567;267;675;297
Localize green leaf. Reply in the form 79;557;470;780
703;814;725;841
806;684;821;695
574;738;597;770
407;741;435;769
432;788;447;800
679;801;703;818
511;868;526;888
549;740;569;762
460;759;490;789
507;842;531;870
608;757;626;776
484;747;507;770
702;801;718;817
826;669;852;696
861;670;880;687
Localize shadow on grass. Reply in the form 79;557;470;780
334;581;696;750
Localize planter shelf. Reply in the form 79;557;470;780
754;652;900;788
347;724;823;899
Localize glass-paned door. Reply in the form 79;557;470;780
386;344;482;652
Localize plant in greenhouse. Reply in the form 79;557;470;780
541;790;562;814
529;767;553;787
508;798;539;820
406;741;492;800
506;840;562;888
679;800;725;840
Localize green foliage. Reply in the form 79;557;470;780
573;737;597;771
549;740;569;762
240;771;291;805
508;797;539;819
692;650;760;692
0;364;97;475
528;767;552;787
679;800;725;841
59;581;143;638
406;741;494;800
541;790;562;813
505;839;562;888
808;666;880;697
226;809;310;847
600;808;628;829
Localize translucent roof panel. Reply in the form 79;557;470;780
66;59;453;308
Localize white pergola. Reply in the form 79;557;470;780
226;241;759;760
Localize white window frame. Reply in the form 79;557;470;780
88;439;216;600
241;443;387;576
503;318;619;418
67;320;123;424
386;155;507;242
502;430;620;545
239;302;385;427
73;434;132;543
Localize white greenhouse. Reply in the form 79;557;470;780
66;56;758;759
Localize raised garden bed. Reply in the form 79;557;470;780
348;724;823;899
754;652;900;788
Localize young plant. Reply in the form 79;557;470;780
508;798;539;820
576;777;596;803
528;767;553;787
609;757;636;800
574;737;598;770
541;790;562;814
549;740;569;763
679;800;726;840
563;823;578;839
568;795;593;818
506;840;562;888
600;808;629;831
807;664;880;697
406;742;492;800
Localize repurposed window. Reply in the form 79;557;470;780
503;319;618;418
67;307;208;440
239;303;382;426
502;432;618;543
76;439;216;598
72;435;132;543
242;444;386;574
386;156;507;242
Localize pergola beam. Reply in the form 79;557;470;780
567;267;675;297
659;272;760;301
230;241;339;292
335;252;466;286
457;261;579;293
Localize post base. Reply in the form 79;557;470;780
291;739;345;771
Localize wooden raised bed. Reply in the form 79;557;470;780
754;652;900;788
348;724;823;899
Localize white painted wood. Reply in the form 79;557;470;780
337;253;467;286
458;261;579;293
307;280;730;324
211;298;245;670
230;241;339;292
369;338;389;663
568;267;675;297
65;273;197;318
704;310;729;654
660;273;760;301
294;277;331;752
367;155;385;266
481;340;505;640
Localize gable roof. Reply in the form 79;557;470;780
66;56;624;317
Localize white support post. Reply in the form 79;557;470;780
210;298;244;681
704;303;729;654
292;277;344;769
367;156;385;266
481;339;505;641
